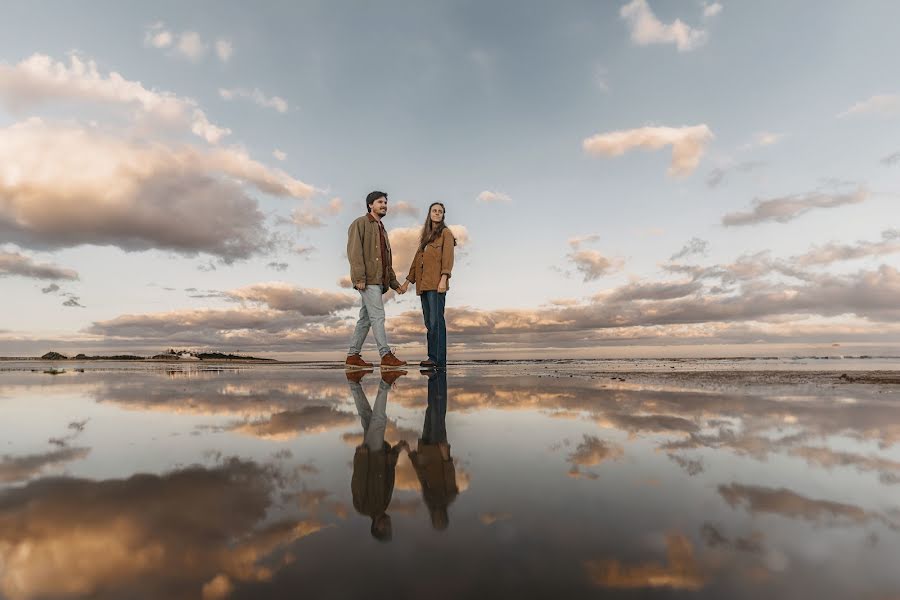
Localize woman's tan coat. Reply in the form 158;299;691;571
405;228;455;295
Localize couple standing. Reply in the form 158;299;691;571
345;190;456;370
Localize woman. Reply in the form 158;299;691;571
399;202;456;369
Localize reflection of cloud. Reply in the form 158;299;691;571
585;533;707;590
718;483;892;528
788;446;900;485
584;124;713;177
0;458;324;600
479;512;512;526
230;406;358;440
567;435;623;478
0;447;90;482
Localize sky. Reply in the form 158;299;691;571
1;0;899;359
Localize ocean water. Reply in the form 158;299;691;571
1;363;899;599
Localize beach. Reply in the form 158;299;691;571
0;359;898;598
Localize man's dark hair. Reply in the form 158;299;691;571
366;191;388;212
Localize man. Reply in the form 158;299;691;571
346;191;407;368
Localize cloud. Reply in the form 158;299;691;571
41;283;60;294
568;249;623;281
0;458;324;600
267;262;288;271
0;119;316;260
702;2;723;19
0;447;90;483
0;251;78;280
839;93;900;118
288;197;343;231
670;237;708;260
722;186;868;226
0;53;230;143
143;22;173;49
273;149;287;161
751;131;783;147
706;161;765;188
62;295;85;308
620;0;708;52
390;201;420;218
602;280;703;302
567;234;601;249
176;31;207;62
476;190;512;204
225;283;356;315
791;229;900;266
219;87;289;113
880;151;900;166
215;39;234;63
585;533;707;590
583;125;713;177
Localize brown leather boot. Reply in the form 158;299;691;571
381;369;407;386
419;359;436;368
345;354;374;368
379;352;407;368
345;369;373;384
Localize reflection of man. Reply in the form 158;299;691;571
348;369;407;541
408;370;458;530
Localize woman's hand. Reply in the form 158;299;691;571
399;281;410;294
437;275;448;293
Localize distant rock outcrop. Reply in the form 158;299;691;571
41;351;68;360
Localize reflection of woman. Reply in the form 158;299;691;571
408;370;458;530
348;370;408;541
399;203;456;370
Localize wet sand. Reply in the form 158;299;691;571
1;360;899;599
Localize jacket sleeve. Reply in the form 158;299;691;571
406;249;421;284
440;229;455;278
347;219;365;285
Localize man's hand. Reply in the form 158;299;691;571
398;281;409;294
437;276;448;293
355;282;366;291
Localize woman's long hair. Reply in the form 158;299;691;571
418;202;449;251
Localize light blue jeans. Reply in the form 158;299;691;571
349;380;390;451
348;285;391;358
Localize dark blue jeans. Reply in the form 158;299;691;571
420;291;446;366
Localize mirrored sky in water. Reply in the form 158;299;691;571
1;363;900;599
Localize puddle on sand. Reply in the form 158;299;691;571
1;364;899;599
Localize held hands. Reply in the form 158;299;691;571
398;281;410;294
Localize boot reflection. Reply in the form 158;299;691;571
348;369;409;541
409;370;458;530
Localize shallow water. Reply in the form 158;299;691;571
2;364;900;599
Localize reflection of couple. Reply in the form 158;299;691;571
348;370;458;540
345;191;456;371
